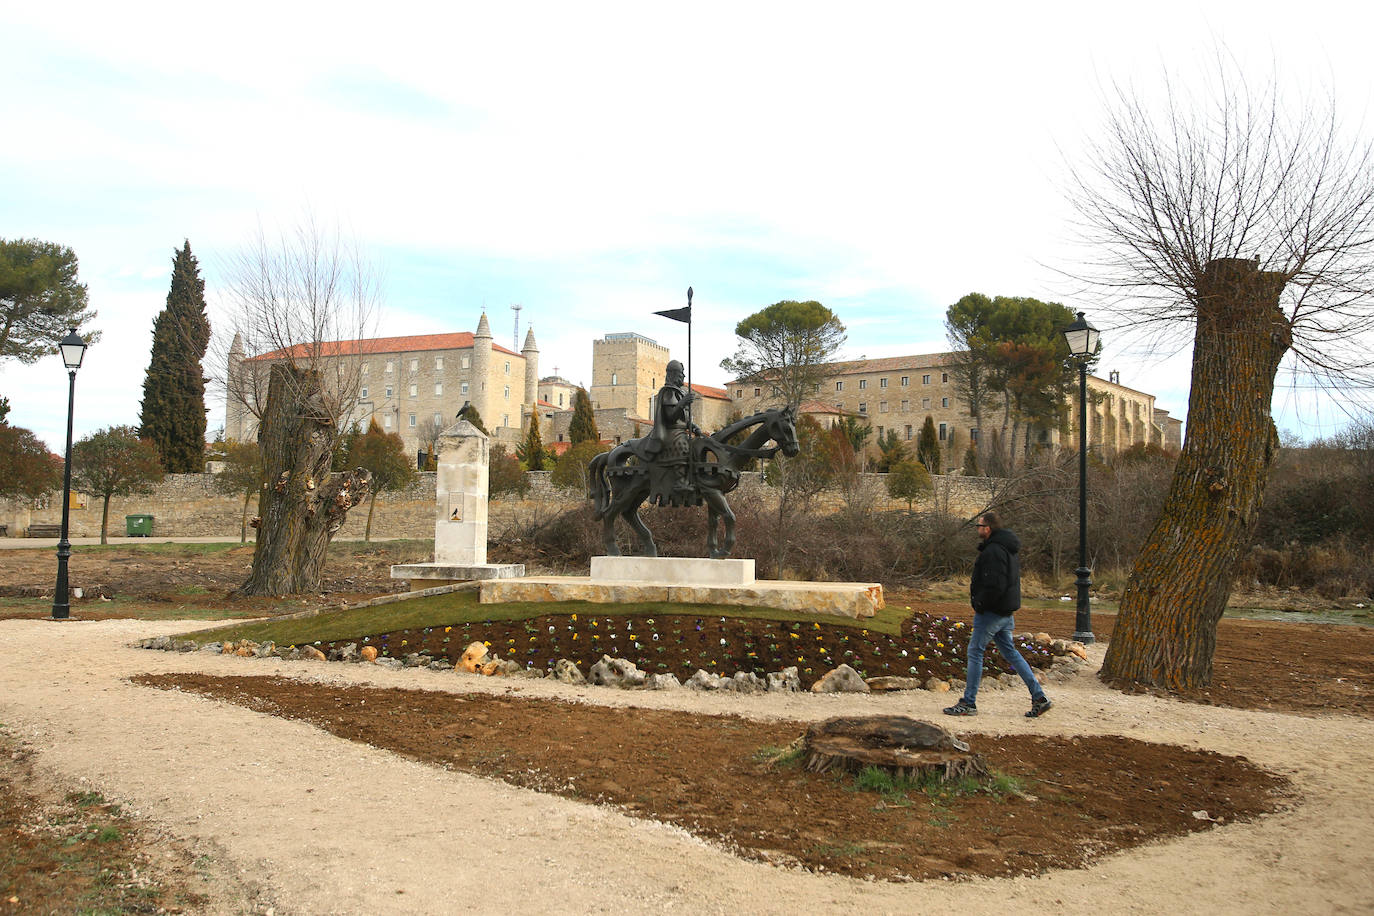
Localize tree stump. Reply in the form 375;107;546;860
802;715;989;782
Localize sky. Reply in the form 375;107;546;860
4;1;1373;452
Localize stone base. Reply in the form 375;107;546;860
391;563;526;591
590;555;756;586
479;576;883;619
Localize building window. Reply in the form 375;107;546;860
385;361;394;373
970;427;980;443
880;378;888;388
754;387;761;397
922;397;931;409
901;376;909;386
504;385;510;399
435;382;443;396
433;413;442;426
409;383;418;398
505;361;510;374
836;381;844;391
460;382;469;396
901;399;909;411
905;424;913;440
938;422;947;440
360;386;369;399
361;363;369;376
408;413;416;427
879;401;888;413
612;373;618;385
941;372;949;383
461;356;470;369
859;379;867;390
558;393;564;406
383;415;393;429
435;357;444;370
385;385;394;399
942;397;950;408
410;358;418;371
922;374;931;385
502;414;509;426
735;389;743;398
858;403;867;413
877;425;884;438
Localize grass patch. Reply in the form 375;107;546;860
848;765;1026;805
72;541;243;556
174;589;911;648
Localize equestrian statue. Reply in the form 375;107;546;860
588;360;799;558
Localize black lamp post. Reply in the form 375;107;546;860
1062;311;1099;644
51;328;88;621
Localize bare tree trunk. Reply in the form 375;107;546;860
238;365;370;596
100;495;110;545
364;491;377;542
1101;259;1290;688
239;491;251;544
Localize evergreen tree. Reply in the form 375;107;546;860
139;241;211;473
516;416;547;471
916;416;941;473
568;388;599;445
886;459;933;511
0;238;99;364
340;418;417;541
875;429;909;473
71;426;165;544
457;402;489;434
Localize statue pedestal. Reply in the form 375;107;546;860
390;562;525;590
589;556;755;587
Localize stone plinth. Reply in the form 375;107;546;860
479;576;883;619
391;563;526;591
589;555;755;586
434;420;488;566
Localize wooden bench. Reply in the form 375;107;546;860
26;524;63;538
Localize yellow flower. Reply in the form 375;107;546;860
918;654;926;660
444;627;451;633
571;614;577;621
401;640;407;646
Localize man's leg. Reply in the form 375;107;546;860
961;612;995;705
990;616;1046;702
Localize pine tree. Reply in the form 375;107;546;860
139;241;210;473
568;388;599;445
517;416;547;471
916;415;941;473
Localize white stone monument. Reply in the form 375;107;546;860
390;419;523;588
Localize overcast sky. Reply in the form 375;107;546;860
4;1;1373;451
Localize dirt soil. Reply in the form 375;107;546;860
132;671;1287;883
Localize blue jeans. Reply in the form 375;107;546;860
963;611;1044;705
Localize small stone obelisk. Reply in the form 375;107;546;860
389;418;524;588
435;419;488;565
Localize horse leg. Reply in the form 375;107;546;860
602;510;620;556
720;499;737;557
705;505;719;557
625;504;657;557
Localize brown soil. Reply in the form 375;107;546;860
131;672;1288;883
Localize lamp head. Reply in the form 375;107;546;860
59;328;87;370
1062;311;1100;358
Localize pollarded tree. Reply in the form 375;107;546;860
140;241;212;473
0;238;99;364
70;426;164;544
0;422;60;500
216;217;379;595
1069;61;1374;689
720;300;846;407
568;388;599;445
339;418;416;541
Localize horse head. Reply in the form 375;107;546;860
773;404;800;457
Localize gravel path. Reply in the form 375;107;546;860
1;617;1368;915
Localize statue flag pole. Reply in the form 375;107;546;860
653;287;695;495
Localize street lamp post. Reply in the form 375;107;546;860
51;329;88;621
1062;312;1099;644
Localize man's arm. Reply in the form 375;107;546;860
971;544;1009;613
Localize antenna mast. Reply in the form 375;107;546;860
511;303;523;349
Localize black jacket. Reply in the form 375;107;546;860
970;527;1021;616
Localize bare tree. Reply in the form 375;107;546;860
1068;60;1374;688
212;216;383;596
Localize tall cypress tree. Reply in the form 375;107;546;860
140;241;211;472
568;388;600;445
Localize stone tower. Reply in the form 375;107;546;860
521;326;539;427
590;332;669;420
225;332;248;441
472;311;493;427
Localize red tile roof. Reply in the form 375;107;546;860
248;332;520;361
691;382;730;400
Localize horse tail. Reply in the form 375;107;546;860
588;452;610;518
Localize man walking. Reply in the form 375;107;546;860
944;511;1052;718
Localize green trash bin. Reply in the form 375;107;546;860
125;514;154;537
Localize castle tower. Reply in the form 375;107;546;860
521;326;539;427
590;332;669;420
225;332;248;441
471;311;493;427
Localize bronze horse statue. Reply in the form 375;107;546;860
588;406;799;558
